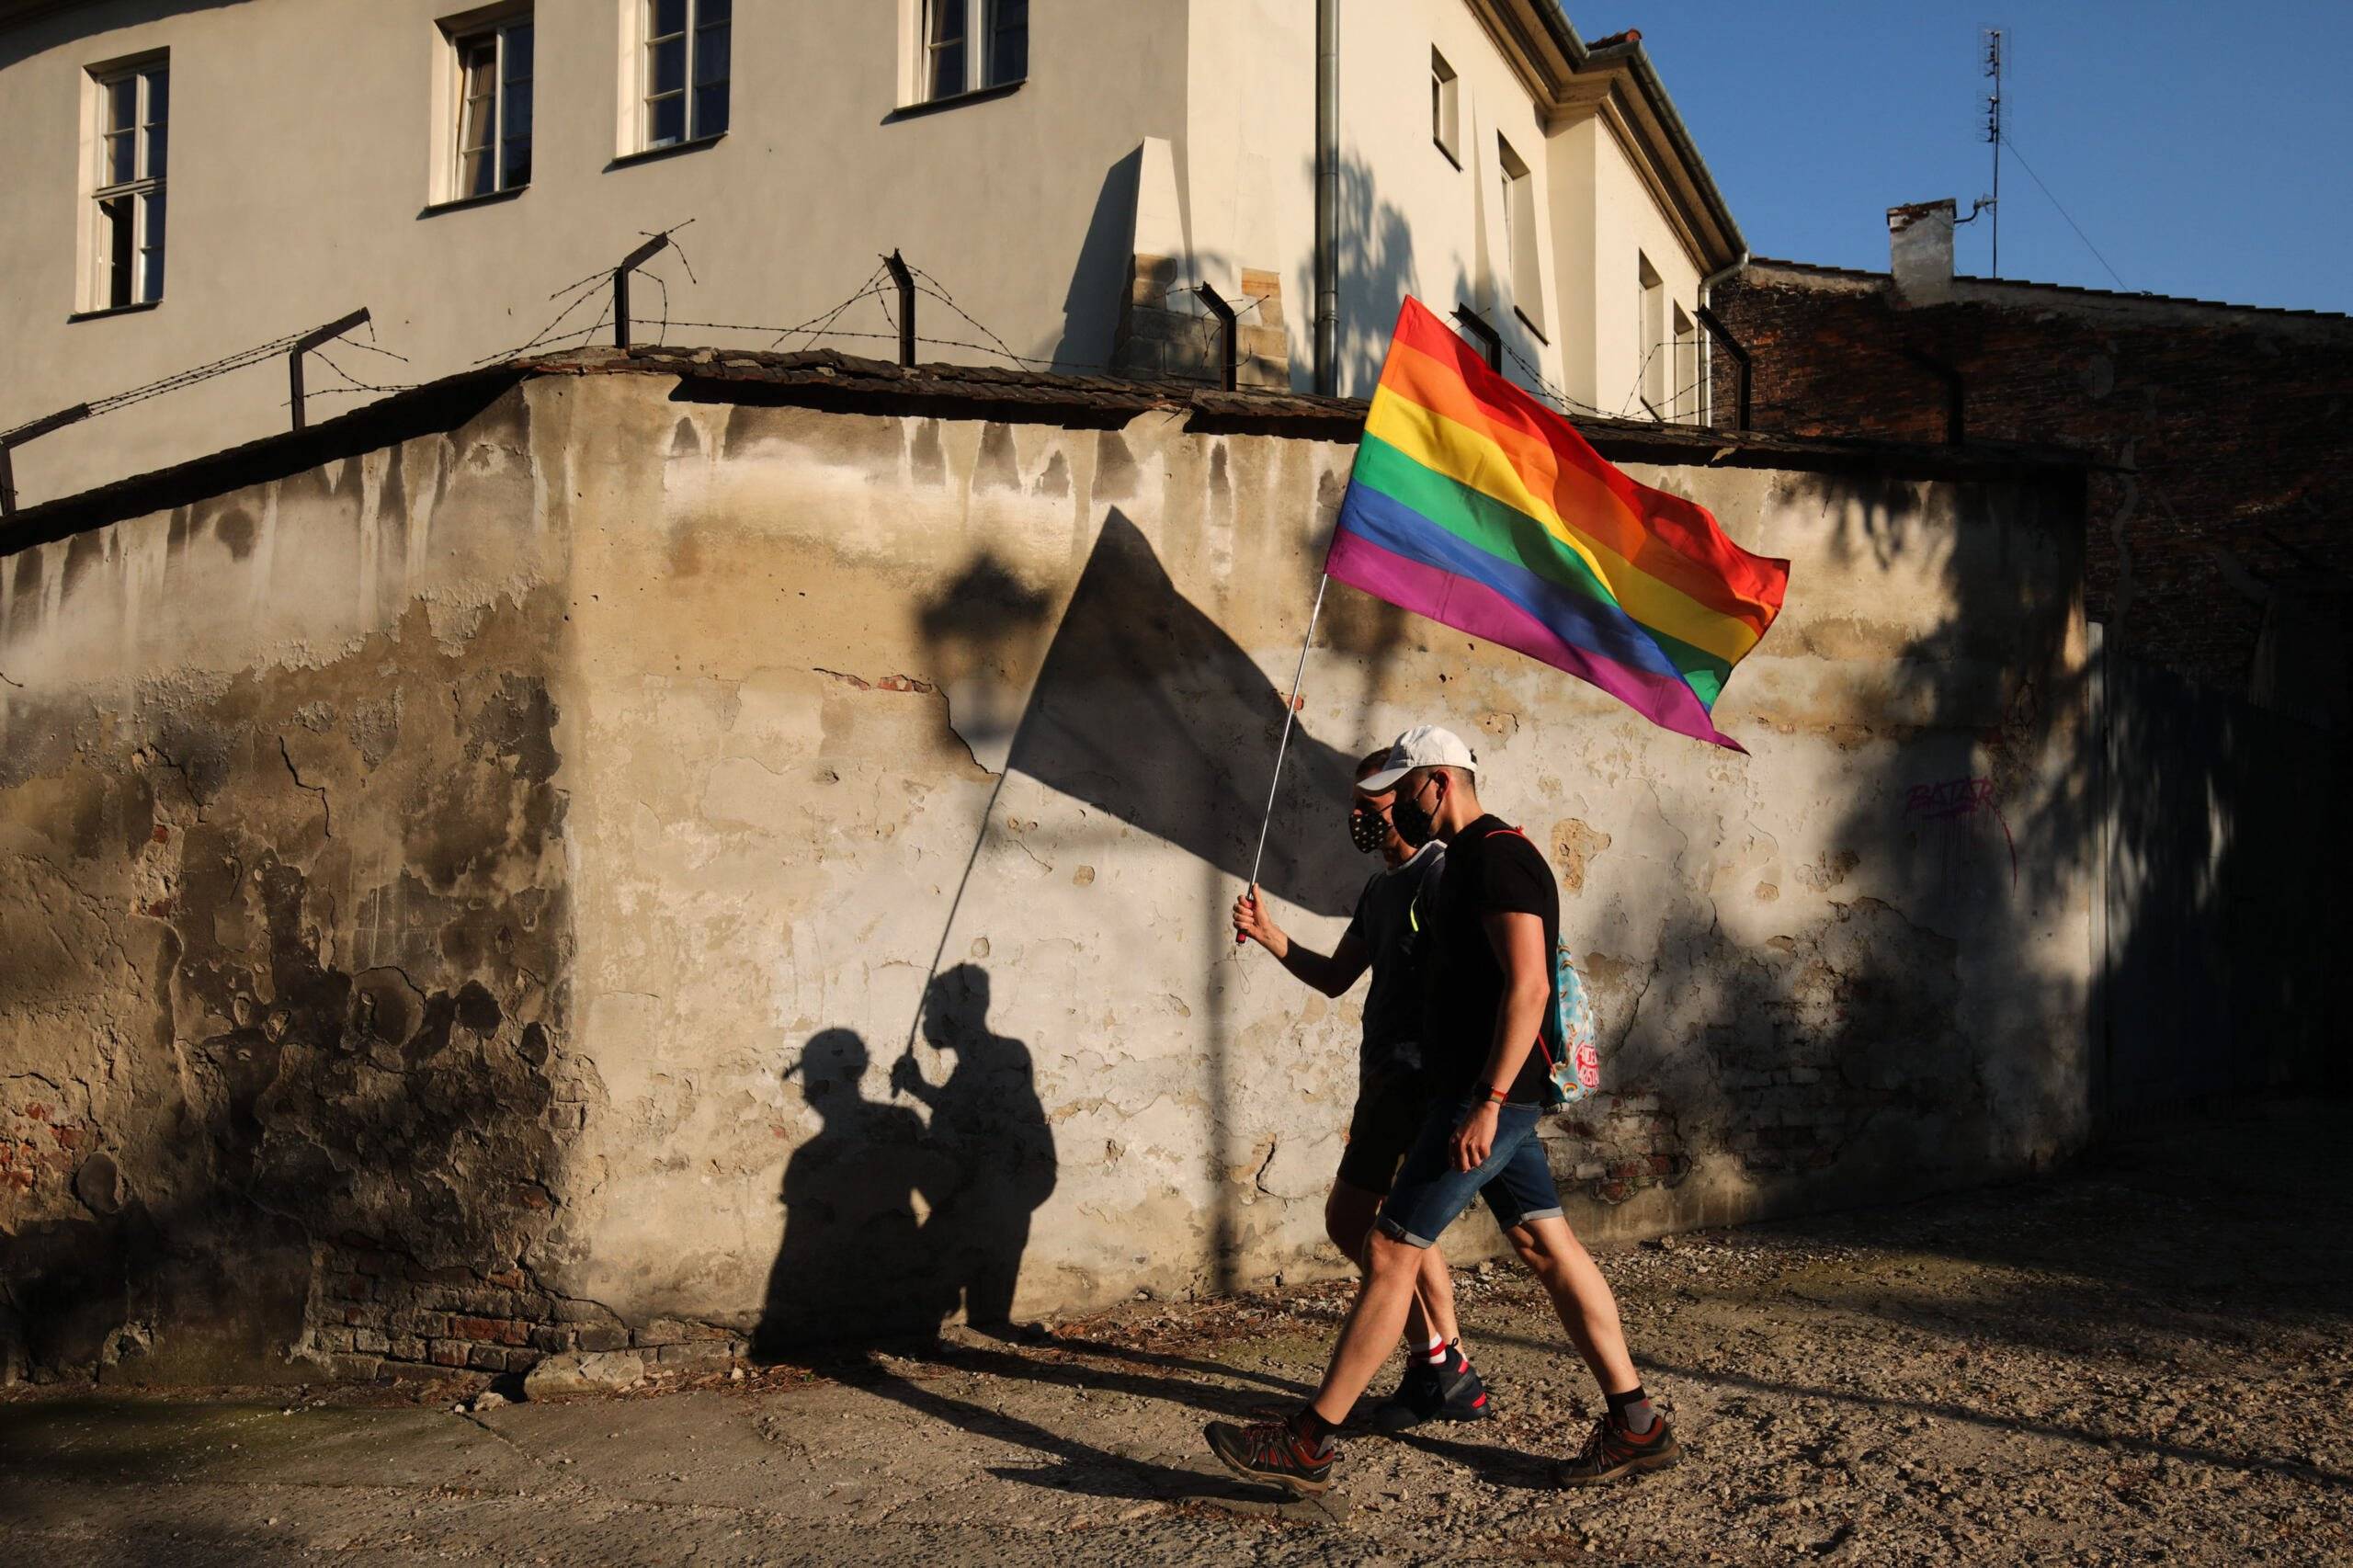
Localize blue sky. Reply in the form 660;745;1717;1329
1628;1;2353;312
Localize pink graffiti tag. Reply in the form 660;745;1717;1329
1902;777;2017;884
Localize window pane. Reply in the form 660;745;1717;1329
650;0;687;39
929;39;966;100
143;67;167;125
928;0;966;46
699;0;730;22
100;195;132;307
106;74;136;133
105;128;133;186
503;134;532;189
693;18;729;85
503;22;532;85
988;0;1027;85
503;78;532;151
139;191;165;301
143;123;167;179
649;92;685;146
651;32;686;94
691;80;728;139
462;144;494;198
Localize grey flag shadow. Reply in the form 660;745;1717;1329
978;508;1364;920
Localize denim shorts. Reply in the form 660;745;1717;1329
1374;1096;1565;1247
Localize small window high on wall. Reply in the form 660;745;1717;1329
85;54;168;312
923;0;1028;103
1497;134;1541;335
1636;251;1665;415
1671;303;1699;424
1430;49;1459;164
637;0;730;151
445;9;532;199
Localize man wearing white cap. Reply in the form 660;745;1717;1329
1207;725;1677;1495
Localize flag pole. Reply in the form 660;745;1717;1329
1241;572;1332;937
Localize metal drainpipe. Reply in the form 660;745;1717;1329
1313;0;1339;395
1697;250;1748;427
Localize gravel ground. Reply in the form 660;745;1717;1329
5;1099;2347;1566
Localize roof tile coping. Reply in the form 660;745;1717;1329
1742;256;2352;324
2;346;2094;556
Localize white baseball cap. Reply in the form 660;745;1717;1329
1358;725;1479;793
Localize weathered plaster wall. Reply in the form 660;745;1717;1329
0;391;588;1383
544;374;2092;1346
1;369;2092;1382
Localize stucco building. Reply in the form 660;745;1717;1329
2;0;1741;506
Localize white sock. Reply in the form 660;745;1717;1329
1419;1335;1448;1365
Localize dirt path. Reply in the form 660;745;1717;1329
6;1101;2347;1566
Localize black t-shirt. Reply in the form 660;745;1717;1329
1339;843;1445;1083
1419;813;1560;1105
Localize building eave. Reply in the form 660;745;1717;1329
1472;2;1746;273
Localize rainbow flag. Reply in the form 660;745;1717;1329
1326;299;1790;750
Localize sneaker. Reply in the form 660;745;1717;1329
1552;1413;1681;1485
1204;1416;1336;1496
1370;1346;1493;1432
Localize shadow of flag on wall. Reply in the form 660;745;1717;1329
1000;511;1365;919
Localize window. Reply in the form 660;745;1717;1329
87;56;167;311
449;12;532;199
1430;49;1458;163
1671;304;1698;424
1636;252;1665;415
1495;134;1540;331
642;0;729;149
923;0;1027;102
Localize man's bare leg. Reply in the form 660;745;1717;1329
1325;1181;1457;1347
1304;1230;1432;1425
1501;1215;1637;1393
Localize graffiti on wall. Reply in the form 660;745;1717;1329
1904;776;2018;887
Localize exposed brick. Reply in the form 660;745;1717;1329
426;1339;471;1368
1710;262;2353;715
574;1324;630;1353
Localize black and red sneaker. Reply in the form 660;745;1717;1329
1552;1413;1681;1485
1370;1344;1493;1432
1204;1416;1336;1496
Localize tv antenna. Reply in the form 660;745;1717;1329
1982;28;2006;277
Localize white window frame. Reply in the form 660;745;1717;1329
913;0;1028;105
439;6;533;204
82;53;168;313
1636;251;1666;417
1430;49;1459;165
1670;303;1699;424
1495;133;1543;338
625;0;730;154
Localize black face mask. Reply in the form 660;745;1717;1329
1390;778;1439;847
1348;802;1388;854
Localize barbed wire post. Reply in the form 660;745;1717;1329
1195;280;1239;391
882;251;916;367
613;233;672;350
289;308;372;432
1452;305;1502;371
0;403;93;517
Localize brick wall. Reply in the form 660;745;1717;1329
1709;264;2353;722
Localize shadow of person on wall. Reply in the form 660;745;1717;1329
751;1029;957;1358
890;963;1057;1334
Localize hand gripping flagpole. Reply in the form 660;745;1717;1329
1239;572;1333;941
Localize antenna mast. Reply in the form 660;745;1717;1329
1982;28;2006;278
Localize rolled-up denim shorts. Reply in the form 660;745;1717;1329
1374;1096;1565;1247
